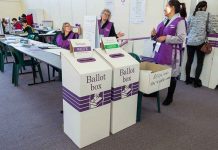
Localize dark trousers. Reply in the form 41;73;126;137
185;44;205;81
166;77;177;99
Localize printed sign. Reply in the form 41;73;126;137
130;0;146;24
70;39;93;59
63;86;111;112
101;37;120;54
83;16;100;50
210;14;218;33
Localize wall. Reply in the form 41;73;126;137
190;0;218;15
21;0;218;55
0;0;23;18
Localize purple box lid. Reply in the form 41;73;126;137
208;34;218;38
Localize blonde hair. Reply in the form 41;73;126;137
101;9;112;20
62;22;71;33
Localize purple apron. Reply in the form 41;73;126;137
98;19;113;37
56;32;78;50
154;17;184;66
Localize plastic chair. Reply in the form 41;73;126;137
51;31;62;79
128;52;160;122
50;31;61;45
0;43;12;72
128;52;141;62
0;45;4;72
9;46;44;86
0;52;4;72
27;33;40;41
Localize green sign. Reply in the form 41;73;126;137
104;44;119;49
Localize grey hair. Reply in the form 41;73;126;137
101;9;112;20
62;22;71;33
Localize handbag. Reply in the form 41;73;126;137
200;13;212;54
200;42;212;54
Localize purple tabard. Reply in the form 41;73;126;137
154;17;184;65
98;20;113;37
56;32;78;50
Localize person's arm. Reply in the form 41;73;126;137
187;16;191;35
73;32;79;39
17;23;22;30
23;27;28;33
165;20;186;44
28;26;33;34
151;28;158;40
56;34;63;47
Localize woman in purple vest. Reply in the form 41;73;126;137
56;22;80;50
98;9;124;38
151;0;187;105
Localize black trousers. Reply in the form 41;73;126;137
185;44;205;81
166;77;177;99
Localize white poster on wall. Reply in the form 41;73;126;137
83;16;100;50
0;19;4;34
210;14;218;33
104;0;115;13
130;0;146;24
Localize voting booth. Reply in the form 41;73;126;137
180;34;218;89
208;34;218;89
61;39;112;148
96;37;139;134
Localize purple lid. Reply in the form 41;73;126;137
77;57;96;63
208;34;218;38
109;53;124;58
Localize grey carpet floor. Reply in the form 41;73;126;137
0;62;218;150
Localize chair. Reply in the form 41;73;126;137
0;44;12;72
51;31;62;45
27;33;40;41
128;52;160;122
128;52;141;62
0;45;4;72
51;31;62;80
9;46;44;86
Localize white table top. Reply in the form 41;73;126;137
0;35;67;69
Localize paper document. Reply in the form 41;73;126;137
130;0;146;24
154;42;161;53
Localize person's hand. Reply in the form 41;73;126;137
157;36;166;43
117;32;125;38
77;26;82;35
151;28;157;36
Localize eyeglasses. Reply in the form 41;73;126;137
103;12;110;17
64;25;71;28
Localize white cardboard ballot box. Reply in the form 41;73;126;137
61;50;112;148
70;39;93;59
96;47;140;134
139;62;172;94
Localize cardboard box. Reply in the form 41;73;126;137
69;39;93;59
96;48;140;134
139;62;172;94
61;50;112;148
